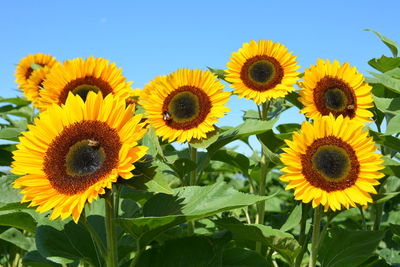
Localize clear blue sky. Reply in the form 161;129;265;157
1;0;398;152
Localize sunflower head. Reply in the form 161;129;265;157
15;53;58;89
226;40;300;104
298;59;374;122
280;114;384;211
21;63;59;107
141;69;231;143
38;57;133;111
126;88;142;106
12;92;148;222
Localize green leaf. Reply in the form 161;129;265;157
207;67;228;81
0;127;22;141
0;227;35;251
0;97;31;106
0;212;37;232
368;56;400;72
7;106;34;120
136;236;225;267
373;96;400;116
280;204;302;232
118;182;272;248
35;222;100;265
285;91;304;109
365;29;398;57
382;156;400;177
207;118;278;155
0;175;23;204
373;192;400;204
189;127;220;149
386;67;400;78
276;123;301;133
378;248;400;265
22;251;62;267
370;130;400;151
215;218;301;264
222;247;269;267
212;149;250;176
172;158;197;178
368;72;400;94
141;126;165;160
318;228;385;267
386;114;400;134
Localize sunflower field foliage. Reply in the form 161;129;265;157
1;30;400;267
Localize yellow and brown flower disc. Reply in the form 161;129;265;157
11;92;148;222
280;114;384;211
141;69;231;143
38;57;133;111
15;53;58;88
298;59;374;122
226;40;300;104
21;64;59;108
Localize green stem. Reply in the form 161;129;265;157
295;203;310;267
81;213;107;263
188;144;197;236
374;178;386;231
255;102;269;253
105;189;118;267
129;240;142;267
358;206;367;230
309;206;322;267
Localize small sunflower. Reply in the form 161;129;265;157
141;69;230;143
15;53;57;88
226;40;300;104
280;114;384;211
21;64;58;107
12;92;148;222
298;59;374;122
39;57;133;111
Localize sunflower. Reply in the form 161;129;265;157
12;92;148;222
280;114;384;211
141;69;230;143
38;57;133;111
298;59;374;122
21;64;58;107
226;40;300;104
15;53;57;88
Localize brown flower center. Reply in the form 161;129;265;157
313;76;357;118
162;86;211;130
240;55;284;92
43;120;121;195
301;136;360;192
58;76;114;105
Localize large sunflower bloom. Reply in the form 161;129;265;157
15;53;57;88
226;40;300;104
39;57;133;111
12;92;148;222
141;69;230;143
298;59;374;122
280;114;384;211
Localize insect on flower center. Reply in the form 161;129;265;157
66;139;105;176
